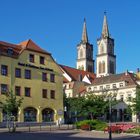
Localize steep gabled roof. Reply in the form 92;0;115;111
60;64;95;82
20;39;51;55
0;39;51;58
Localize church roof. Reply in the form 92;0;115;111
102;13;109;38
60;64;96;82
81;18;88;43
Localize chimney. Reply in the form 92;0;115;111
125;70;128;76
78;74;82;81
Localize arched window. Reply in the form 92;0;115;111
24;107;37;122
80;49;83;58
99;62;102;74
100;45;104;54
102;61;105;73
110;61;114;74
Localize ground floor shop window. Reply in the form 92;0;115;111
42;108;54;122
24;107;37;122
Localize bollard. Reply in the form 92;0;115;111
67;124;69;129
29;125;31;132
40;125;41;131
50;124;51;131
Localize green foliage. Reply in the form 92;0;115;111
125;127;140;134
129;88;140;115
1;90;23;117
64;92;118;120
75;119;107;131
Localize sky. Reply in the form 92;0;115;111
0;0;139;73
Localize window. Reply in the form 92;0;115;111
25;69;31;79
119;83;123;88
106;85;110;89
128;94;131;101
50;90;55;99
80;49;83;58
100;86;103;91
120;95;124;101
15;68;21;78
42;89;47;98
94;87;97;91
25;87;31;97
110;61;115;74
112;84;116;89
42;72;47;81
1;65;8;76
29;54;34;63
1;84;8;94
15;86;21;96
50;74;55;82
88;87;91;92
40;56;45;64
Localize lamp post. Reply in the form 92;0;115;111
109;97;112;140
64;106;67;124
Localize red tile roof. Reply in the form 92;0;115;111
92;72;138;86
60;64;96;82
0;41;22;57
0;39;51;58
19;39;51;55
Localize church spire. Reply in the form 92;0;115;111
102;12;109;38
82;18;88;43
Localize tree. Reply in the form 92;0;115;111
82;94;109;120
130;88;140;121
1;90;23;132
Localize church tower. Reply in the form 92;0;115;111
76;19;94;72
96;13;116;77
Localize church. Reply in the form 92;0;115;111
61;13;140;123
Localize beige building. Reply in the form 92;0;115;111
0;39;63;123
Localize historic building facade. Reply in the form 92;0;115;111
96;14;116;77
0;39;63;123
60;64;95;98
86;71;139;122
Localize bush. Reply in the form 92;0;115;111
126;127;140;134
75;119;107;131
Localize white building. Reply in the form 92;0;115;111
59;64;95;97
86;71;139;122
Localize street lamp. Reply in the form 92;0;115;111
109;97;112;140
64;106;67;124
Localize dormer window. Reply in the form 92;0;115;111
7;48;13;56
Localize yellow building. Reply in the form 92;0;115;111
0;39;63;123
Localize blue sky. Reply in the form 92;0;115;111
0;0;139;73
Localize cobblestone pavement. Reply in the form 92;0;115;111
0;129;140;140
